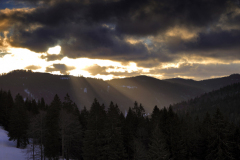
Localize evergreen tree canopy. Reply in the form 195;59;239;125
8;94;29;148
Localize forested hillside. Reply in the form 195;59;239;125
1;89;240;159
172;82;240;122
1;70;240;113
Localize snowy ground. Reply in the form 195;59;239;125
0;127;26;160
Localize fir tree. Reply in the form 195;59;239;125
44;94;61;159
83;98;106;160
0;90;14;130
133;138;148;160
122;107;135;159
151;105;160;127
59;108;82;160
103;102;126;160
60;94;82;160
79;106;89;132
148;125;169;160
8;94;29;148
206;108;234;160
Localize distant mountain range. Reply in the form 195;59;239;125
1;70;240;113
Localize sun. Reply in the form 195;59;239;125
47;45;61;55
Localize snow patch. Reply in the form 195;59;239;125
24;89;35;99
143;113;150;117
0;127;26;160
60;77;70;80
124;110;128;117
121;85;137;89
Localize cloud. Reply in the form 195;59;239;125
84;64;142;77
0;0;239;65
163;29;240;61
0;52;10;58
83;64;108;76
149;62;240;80
46;63;75;75
40;53;64;61
24;65;41;70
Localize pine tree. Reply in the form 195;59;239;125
103;102;126;160
60;94;82;160
83;98;106;160
37;97;46;111
59;108;82;160
165;106;187;160
151;106;160;127
122;107;135;159
201;112;213;159
79;106;89;132
44;94;61;159
206;108;234;160
232;126;240;159
148;125;169;160
133;138;148;160
0;90;6;127
0;90;14;130
8;94;29;148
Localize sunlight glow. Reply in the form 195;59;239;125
47;46;61;55
2;45;239;81
162;63;180;69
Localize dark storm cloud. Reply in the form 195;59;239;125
46;63;75;74
0;0;240;63
10;26;65;52
24;65;41;70
60;25;149;60
166;29;240;60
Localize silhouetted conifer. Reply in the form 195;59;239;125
44;94;61;159
148;125;169;160
0;90;14;130
206;108;234;160
8;94;29;148
103;102;126;159
122;107;135;159
83;98;106;160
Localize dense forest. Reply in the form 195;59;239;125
172;82;240;122
1;89;240;160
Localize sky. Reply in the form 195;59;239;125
0;0;240;80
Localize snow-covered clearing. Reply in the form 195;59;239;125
0;127;26;160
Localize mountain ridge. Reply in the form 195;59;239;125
1;70;240;113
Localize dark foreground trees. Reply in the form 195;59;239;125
2;89;240;159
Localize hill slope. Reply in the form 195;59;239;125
1;70;240;113
172;82;240;122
